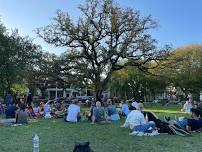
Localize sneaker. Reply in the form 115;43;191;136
150;130;159;136
137;132;144;136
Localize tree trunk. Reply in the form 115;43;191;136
95;89;103;102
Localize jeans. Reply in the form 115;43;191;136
133;122;156;132
176;119;188;129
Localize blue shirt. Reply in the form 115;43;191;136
107;105;116;116
121;103;129;116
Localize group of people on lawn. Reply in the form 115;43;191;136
63;98;202;136
1;91;202;137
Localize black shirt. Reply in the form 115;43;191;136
187;118;202;131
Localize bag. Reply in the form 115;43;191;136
73;141;93;152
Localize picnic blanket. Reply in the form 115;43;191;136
0;119;16;127
0;119;39;127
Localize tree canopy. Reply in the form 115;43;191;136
0;21;43;95
37;0;170;99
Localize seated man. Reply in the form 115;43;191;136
176;108;202;131
65;99;81;122
16;104;29;124
121;103;158;135
92;101;108;124
5;104;18;118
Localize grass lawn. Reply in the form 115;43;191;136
0;103;202;152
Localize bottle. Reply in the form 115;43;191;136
33;134;39;152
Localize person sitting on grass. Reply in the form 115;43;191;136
39;102;45;116
107;100;120;121
65;99;81;122
16;104;29;124
181;100;193;112
27;103;36;117
175;108;202;132
121;103;158;135
91;101;109;124
44;100;53;118
120;100;129;116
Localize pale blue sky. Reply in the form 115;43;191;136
0;0;202;54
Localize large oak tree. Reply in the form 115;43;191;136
37;0;170;99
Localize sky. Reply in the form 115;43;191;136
0;0;202;54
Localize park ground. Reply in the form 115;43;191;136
0;103;202;152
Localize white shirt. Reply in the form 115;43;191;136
66;104;80;122
124;110;146;128
183;103;193;112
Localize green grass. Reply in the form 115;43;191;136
0;103;201;152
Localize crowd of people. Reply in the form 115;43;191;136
1;91;202;137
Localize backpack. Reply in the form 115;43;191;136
73;141;94;152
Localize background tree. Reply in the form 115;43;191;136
37;0;170;99
151;44;202;100
0;21;43;95
109;66;167;101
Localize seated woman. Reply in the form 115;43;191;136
65;99;81;122
27;104;36;117
39;102;45;116
92;101;109;124
16;104;29;124
32;103;43;117
121;103;158;136
107;101;120;121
